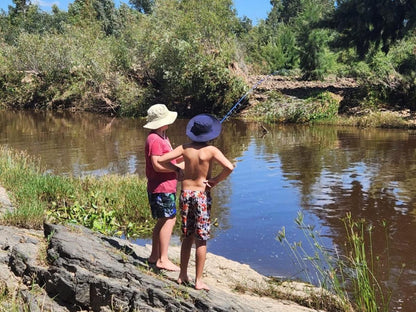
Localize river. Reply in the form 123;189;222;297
0;110;415;311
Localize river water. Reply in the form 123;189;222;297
1;110;415;311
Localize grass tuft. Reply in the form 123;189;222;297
0;146;173;238
276;211;398;312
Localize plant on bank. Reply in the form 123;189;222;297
250;90;340;123
0;147;163;238
277;211;395;312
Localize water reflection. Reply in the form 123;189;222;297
1;111;415;311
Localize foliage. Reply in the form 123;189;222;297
1;0;416;114
68;0;120;36
337;34;416;110
292;0;337;80
305;91;340;120
129;0;155;14
243;0;338;79
129;0;246;117
298;28;337;80
243;21;299;73
341;213;393;311
322;0;416;57
0;21;150;114
0;0;246;117
0;2;68;44
345;112;409;129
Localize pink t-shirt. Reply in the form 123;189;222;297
145;132;177;194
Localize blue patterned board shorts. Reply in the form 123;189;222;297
180;190;211;241
148;192;177;219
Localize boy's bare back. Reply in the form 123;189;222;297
158;142;234;191
181;142;216;191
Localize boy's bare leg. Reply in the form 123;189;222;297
148;218;163;263
178;235;193;284
149;217;179;271
194;239;209;291
157;217;180;271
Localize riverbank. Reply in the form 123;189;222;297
241;75;416;129
0;185;343;312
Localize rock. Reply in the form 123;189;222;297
0;186;329;312
0;222;326;312
0;186;14;216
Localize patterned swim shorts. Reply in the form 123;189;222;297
180;190;211;241
148;192;177;219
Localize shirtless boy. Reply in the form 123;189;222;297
158;114;234;290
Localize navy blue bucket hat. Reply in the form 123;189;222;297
186;114;222;142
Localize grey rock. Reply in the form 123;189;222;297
0;186;14;216
0;223;250;311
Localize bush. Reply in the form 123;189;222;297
250;91;340;123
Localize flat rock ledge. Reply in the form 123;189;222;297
0;186;327;312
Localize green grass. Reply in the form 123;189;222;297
336;111;410;128
0;146;175;238
277;212;396;312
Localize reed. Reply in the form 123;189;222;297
0;146;166;238
277;211;395;312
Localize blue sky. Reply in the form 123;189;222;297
0;0;271;22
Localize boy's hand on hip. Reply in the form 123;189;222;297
204;180;215;188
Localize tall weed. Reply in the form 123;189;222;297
277;211;396;312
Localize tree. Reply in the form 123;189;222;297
8;0;31;15
261;0;336;78
135;0;245;116
266;0;304;27
68;0;119;36
279;0;303;24
266;0;282;29
1;0;69;44
322;0;416;57
293;0;336;79
128;0;154;14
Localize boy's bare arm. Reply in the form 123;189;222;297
158;145;184;163
156;145;184;172
205;147;234;188
151;155;179;173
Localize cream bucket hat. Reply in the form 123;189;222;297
143;104;178;129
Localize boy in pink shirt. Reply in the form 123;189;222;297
144;104;183;271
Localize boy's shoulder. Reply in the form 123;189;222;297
183;143;221;154
183;142;216;149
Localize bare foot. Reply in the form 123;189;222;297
177;276;191;286
195;280;210;291
156;259;180;271
147;258;157;265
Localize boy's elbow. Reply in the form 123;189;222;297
152;164;163;172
